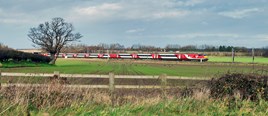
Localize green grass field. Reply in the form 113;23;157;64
1;57;268;115
208;56;268;63
2;98;268;115
1;58;268;77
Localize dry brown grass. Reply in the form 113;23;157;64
0;76;211;110
192;88;210;100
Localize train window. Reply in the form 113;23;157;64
119;54;131;56
138;55;151;56
160;55;176;57
199;54;207;56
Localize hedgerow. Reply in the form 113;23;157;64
0;49;51;63
210;73;268;101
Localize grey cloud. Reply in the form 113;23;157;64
0;0;268;48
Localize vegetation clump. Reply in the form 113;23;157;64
0;49;51;64
210;73;268;101
263;49;268;57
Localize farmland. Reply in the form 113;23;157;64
1;57;268;115
209;56;268;63
1;58;268;77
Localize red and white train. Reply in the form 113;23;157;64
43;53;208;61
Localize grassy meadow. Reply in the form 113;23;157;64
1;58;267;77
1;57;268;115
208;56;268;63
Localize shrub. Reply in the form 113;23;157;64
0;49;51;63
181;87;194;98
263;49;268;57
210;73;268;101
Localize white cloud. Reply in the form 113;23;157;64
126;28;145;33
170;33;240;39
70;1;195;22
183;0;205;6
161;0;205;7
74;3;122;17
0;18;31;24
152;11;189;19
256;34;268;41
0;9;34;24
218;8;261;19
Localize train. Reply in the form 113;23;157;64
42;53;208;61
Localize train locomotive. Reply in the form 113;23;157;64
43;53;208;61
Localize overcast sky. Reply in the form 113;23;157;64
0;0;268;49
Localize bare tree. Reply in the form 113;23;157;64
28;17;82;64
61;44;88;53
0;43;8;49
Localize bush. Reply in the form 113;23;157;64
210;73;268;101
263;49;268;57
0;49;51;63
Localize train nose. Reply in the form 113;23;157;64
204;56;208;59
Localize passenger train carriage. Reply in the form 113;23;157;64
42;53;208;61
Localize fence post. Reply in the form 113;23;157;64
232;48;235;63
109;72;115;92
109;72;115;106
0;70;1;89
159;74;167;99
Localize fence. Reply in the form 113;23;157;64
0;71;212;105
0;71;211;89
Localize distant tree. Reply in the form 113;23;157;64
28;17;82;64
165;44;180;51
61;44;87;53
110;43;125;50
0;43;8;49
199;44;217;52
219;45;226;51
226;46;233;52
179;45;197;51
131;44;142;50
263;47;268;57
234;47;248;52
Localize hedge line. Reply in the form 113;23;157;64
0;49;51;63
210;73;268;101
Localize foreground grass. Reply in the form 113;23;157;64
0;85;267;116
33;99;268;116
0;94;268;116
1;58;268;77
1;73;268;115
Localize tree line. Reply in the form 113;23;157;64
59;43;268;56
